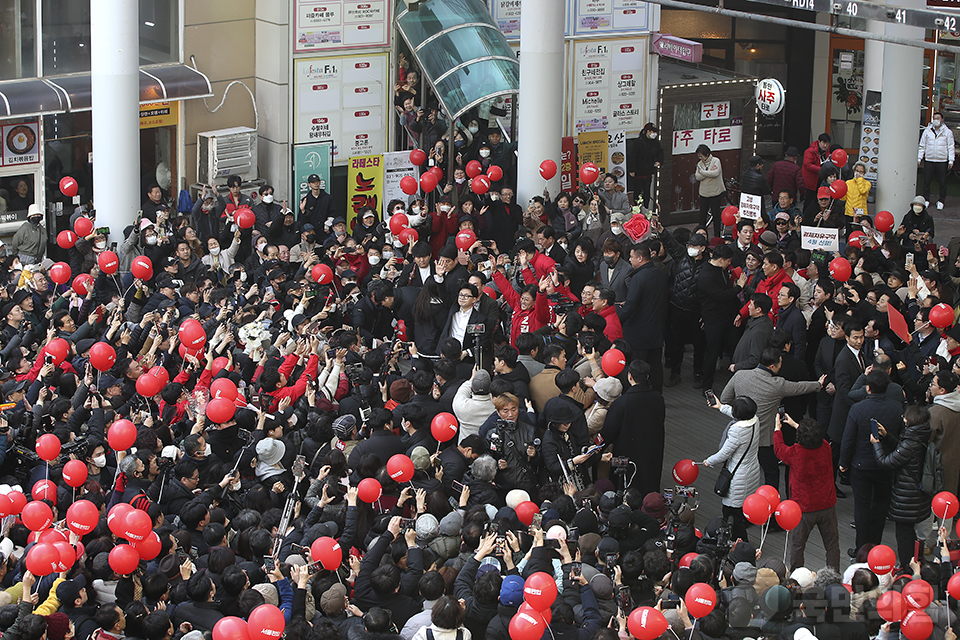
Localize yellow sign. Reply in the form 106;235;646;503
346;154;384;232
139;102;178;130
577;131;609;178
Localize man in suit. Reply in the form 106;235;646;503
828;320;867;489
598;238;632;303
698;244;747;392
731;294;774;372
776;281;807;361
732;220;760;268
440;283;491;367
619;240;669;392
536;225;567;265
397;241;436;289
721;348;825;490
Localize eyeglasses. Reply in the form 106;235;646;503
458;293;475;299
775;220;788;225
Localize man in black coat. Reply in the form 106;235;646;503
172;573;224;631
600;360;666;496
439;434;485;495
660;225;707;387
299;174;337;239
776;281;808;362
618;240;669;392
351;280;397;345
348;408;406;469
353;517;424;628
697;244;747;392
828;320;867;450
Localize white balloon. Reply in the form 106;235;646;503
0;485;11;495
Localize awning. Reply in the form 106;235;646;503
395;0;519;122
0;64;213;118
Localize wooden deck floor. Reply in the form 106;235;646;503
656;355;868;571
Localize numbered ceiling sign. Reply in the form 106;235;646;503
755;78;785;116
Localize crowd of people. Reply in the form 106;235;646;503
0;121;957;640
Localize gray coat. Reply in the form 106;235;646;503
720;367;822;447
706;417;761;507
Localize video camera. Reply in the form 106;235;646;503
548;293;578;317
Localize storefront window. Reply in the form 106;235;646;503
0;0;38;80
830;47;864;150
0;174;35;223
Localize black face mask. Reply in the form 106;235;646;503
603;255;617;266
305;234;316;243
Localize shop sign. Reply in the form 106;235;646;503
701;102;729;120
293;141;333;204
671;126;742;154
347;154;383;230
650;33;703;63
2;121;40;166
294;0;389;52
800;225;840;252
560;137;577;192
755;78;785;116
492;0;649;40
573;38;646;134
139;102;178;129
578;130;609;178
608;129;627;184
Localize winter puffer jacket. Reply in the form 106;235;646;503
873;421;932;523
740;167;771;197
660;228;704;312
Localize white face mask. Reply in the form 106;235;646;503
382;251;394;261
393;239;404;248
611;225;623;235
881;249;891;258
490;194;500;201
468;126;479;134
146;235;158;246
262;194;274;204
92;455;107;468
256;240;267;252
455;178;465;184
687;247;701;257
231;479;242;491
412;206;422;215
913;204;924;213
558;242;568;251
934;119;943;128
239;271;248;282
95;241;106;250
368;255;381;266
439;205;451;213
649;132;658;139
210;247;221;256
200;443;212;458
479;149;491;158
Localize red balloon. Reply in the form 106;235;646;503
420;172;438;193
410;149;427;166
601;349;626;376
930;302;954;329
66;500;99;535
108;503;134;536
97;251;119;275
389;213;409;235
21;501;53;531
108;544;140;575
49;262;71;285
32;480;56;501
357;478;382;503
207;397;236;423
52;540;76;572
487;165;503;182
774;500;802;530
685;582;718;618
108;419;137;451
132;531;161;561
743;493;772;525
177;343;203;362
46;338;69;365
36;434;61;461
38;530;67;547
509;610;546;640
679;552;699;569
672;459;699;486
515;501;539;526
311;263;333;285
628;607;669;640
471;175;491;195
519;601;550;624
136;373;163;398
456;230;477;251
848;230;865;248
829;180;848;199
178;320;207;350
430;166;444;182
400;176;418;195
386;454;415;483
149;366;169;387
875;210;895;233
213;618;251;640
901;610;934;640
0;495;13;517
721;206;739;227
235;208;256;230
89;342;116;372
932;491;959;519
212;357;230;376
8;491;26;515
210;377;238;402
903;579;934;610
868;544;897;575
26;543;60;576
57;230;78;250
948;572;960;600
484;286;498;299
877;590;905;622
72;274;94;296
120;508;152;541
398;228;419;244
59;176;79;198
74;217;93;237
523;572;558;611
430;413;458;443
310;536;342;570
831;148;849;167
466;160;483;179
131;256;153;281
756;485;780;511
579;162;600;185
829;257;852;282
539;160;558;180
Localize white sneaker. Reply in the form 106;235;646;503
925;200;930;207
938;201;945;210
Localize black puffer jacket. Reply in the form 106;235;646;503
740;167;771;197
661;228;705;312
873;421;932;523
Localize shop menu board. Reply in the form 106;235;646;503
2;121;40;166
573;38;646;134
491;0;649;39
859;89;881;192
294;53;389;163
294;0;390;52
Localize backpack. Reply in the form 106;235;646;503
921;441;945;496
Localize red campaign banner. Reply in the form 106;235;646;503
560;137;576;193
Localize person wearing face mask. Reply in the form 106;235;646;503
10;204;47;266
252;184;284;237
897;196;936;251
918;110;955;211
594;211;633;268
289;223;319;264
410;105;447;156
429;196;459;258
300;173;338;240
627;123;664;209
486;188;524;252
270;210;301;248
202;228;241;277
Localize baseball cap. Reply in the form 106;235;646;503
817;186;832;200
415;514;439;540
471;370;491;395
307;174;321;183
333;415;356;439
775;212;790;221
320;583;347;615
500;575;524;606
98;375;122;391
411;446;431;471
301;223;315;232
56;575;87;606
2;379;26;397
641;492;667;518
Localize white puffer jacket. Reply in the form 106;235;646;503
918;122;956;164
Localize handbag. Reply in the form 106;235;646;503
714;421;755;497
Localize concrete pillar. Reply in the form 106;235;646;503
863;18;885;93
516;0;564;204
876;0;923;214
91;0;140;237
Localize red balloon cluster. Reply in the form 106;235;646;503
431;413;458;443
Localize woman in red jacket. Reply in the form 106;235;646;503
492;264;550;347
428;196;458;258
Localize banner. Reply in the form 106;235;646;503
672;125;743;155
800;225;840;252
573;38;647;134
294;0;390;52
560;136;577;193
293;142;333;206
578;130;609;184
608;129;627;188
738;193;762;220
347;154;384;231
382;151;416;207
139;102;178;130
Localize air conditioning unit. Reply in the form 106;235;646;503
197;126;258;186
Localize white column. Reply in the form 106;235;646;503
516;0;564;204
876;0;923;214
863;19;885;93
91;0;140;236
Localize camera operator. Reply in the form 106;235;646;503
534;312;583;364
541;401;610;489
481;393;539;496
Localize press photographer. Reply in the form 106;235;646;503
481;392;539;496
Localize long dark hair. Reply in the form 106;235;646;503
413;277;444;323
